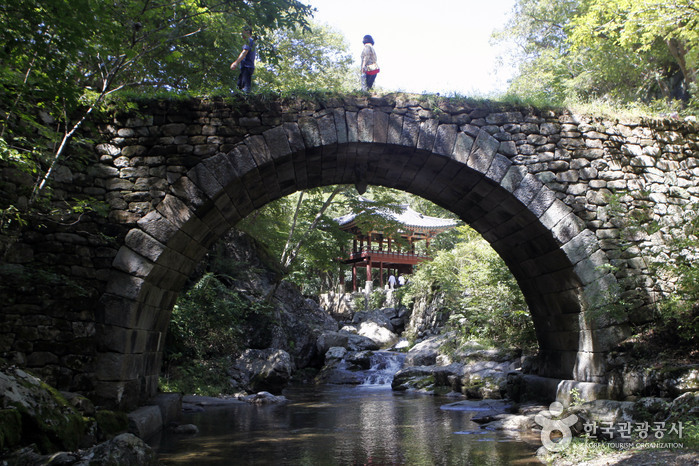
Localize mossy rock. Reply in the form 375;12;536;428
0;367;86;454
0;408;22;450
95;410;129;439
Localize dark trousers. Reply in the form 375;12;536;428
237;66;254;92
365;73;377;90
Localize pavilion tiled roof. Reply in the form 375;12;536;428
335;199;459;233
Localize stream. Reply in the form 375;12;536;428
152;352;541;465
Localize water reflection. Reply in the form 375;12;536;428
153;385;540;465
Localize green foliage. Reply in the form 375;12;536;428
353;293;367;312
238;185;356;295
159;357;232;397
495;0;699;110
655;203;699;344
569;387;586;407
405;225;536;349
254;21;355;92
166;272;274;361
369;289;387;310
0;0;314;206
603;191;698;345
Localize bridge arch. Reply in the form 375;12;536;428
98;107;626;409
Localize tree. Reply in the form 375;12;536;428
254;21;355;92
238;185;357;296
405;225;536;349
494;0;699;106
569;0;698;101
0;0;313;206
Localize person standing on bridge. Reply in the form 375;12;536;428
230;25;256;92
361;34;379;91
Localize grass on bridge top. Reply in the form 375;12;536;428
108;86;697;123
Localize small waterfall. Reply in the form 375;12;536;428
360;351;405;387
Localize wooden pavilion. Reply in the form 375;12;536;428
335;200;458;292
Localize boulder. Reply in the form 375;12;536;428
2;433;158;466
80;433;159;465
317;330;380;353
0;366;86;453
352;309;395;332
392;364;463;393
239;391;287;404
170;424;199;435
346;332;381;351
317;331;349;355
569;399;637;440
229;348;295;394
357;321;398;347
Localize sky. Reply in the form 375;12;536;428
304;0;519;96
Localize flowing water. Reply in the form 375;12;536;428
153;352;542;465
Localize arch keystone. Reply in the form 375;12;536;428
299;116;322;148
434;124;458;156
357;108;374;142
417;119;439;151
317;113;338;145
452;132;475;163
373;110;389;143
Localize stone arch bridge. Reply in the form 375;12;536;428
1;95;697;410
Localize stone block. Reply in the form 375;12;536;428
556;380;609;404
155;194;195;230
332;108;348;144
104;271;145;301
486;153;512;183
148;393;182;426
417;119;439;151
572;351;608;381
112;247;154;278
357;108;374;143
540;198;572;230
579;324;631;352
452;131;475;164
98;326;150;353
472;128;500;160
282;122;306;153
387;114;403;145
573;249;610;286
346;112;359;143
244;134;272;167
95;352;145;382
562;229;600;265
93;379;141;411
433;124;458;156
201;152;241;188
400;117;420;147
552;212;586;244
500;165;527;193
317;113;338;146
518;374;564;402
128;405;163;440
124;228;166;262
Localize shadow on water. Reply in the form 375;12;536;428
152;383;542;465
